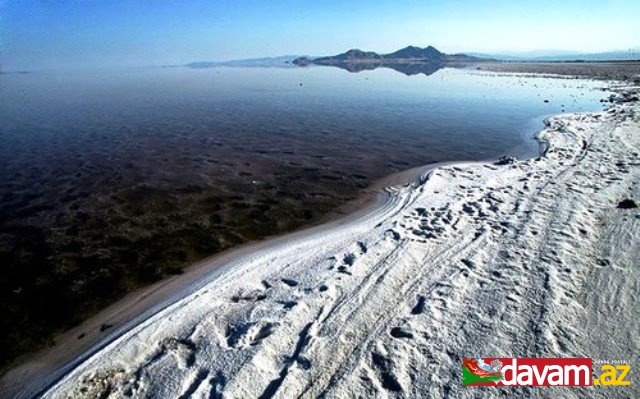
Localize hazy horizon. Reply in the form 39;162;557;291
2;0;640;71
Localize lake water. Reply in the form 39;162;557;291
1;67;606;175
0;65;608;366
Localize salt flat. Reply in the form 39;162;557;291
40;88;639;399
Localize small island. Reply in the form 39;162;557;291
293;45;485;74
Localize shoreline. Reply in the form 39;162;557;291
2;102;551;398
0;153;458;398
473;61;640;82
2;83;633;398
35;85;639;397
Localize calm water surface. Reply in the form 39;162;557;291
1;67;606;174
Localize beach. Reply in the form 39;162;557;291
0;154;447;398
7;84;637;398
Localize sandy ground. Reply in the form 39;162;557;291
15;86;638;398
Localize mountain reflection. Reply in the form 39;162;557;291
316;62;454;76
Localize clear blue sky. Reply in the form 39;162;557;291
2;0;639;70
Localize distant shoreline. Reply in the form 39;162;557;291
473;61;640;81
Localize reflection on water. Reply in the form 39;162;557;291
306;61;450;76
0;66;608;366
183;58;456;76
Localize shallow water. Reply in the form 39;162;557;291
1;66;606;175
0;65;608;366
0;66;607;218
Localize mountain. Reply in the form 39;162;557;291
181;47;640;72
293;45;484;67
312;49;383;63
384;45;443;60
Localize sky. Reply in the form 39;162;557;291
1;0;639;71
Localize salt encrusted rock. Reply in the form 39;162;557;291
494;156;517;166
617;198;638;209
